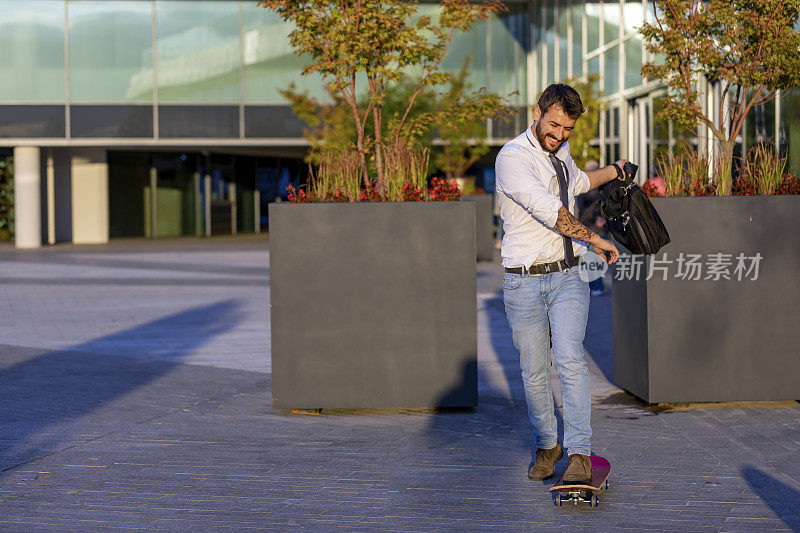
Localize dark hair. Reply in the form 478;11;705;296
537;83;584;119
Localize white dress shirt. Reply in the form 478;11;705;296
495;123;591;268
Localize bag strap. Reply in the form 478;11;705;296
611;162;625;181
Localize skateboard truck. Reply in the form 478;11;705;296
552;479;609;507
549;455;611;508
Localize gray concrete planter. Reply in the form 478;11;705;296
613;196;800;403
269;202;477;409
463;194;495;261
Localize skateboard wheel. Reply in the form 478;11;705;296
554;494;562;507
590;495;599;507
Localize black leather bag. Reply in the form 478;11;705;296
599;162;670;255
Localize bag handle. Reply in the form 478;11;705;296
612;162;626;181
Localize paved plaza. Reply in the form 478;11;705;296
0;237;798;531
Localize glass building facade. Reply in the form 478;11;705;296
0;0;527;141
0;0;793;246
531;0;793;180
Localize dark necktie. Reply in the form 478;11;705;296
548;153;575;267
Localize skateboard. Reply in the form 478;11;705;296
549;455;611;507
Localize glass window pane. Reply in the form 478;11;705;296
606;107;619;138
645;0;657;24
0;105;65;137
71;105;153;137
586;2;601;52
156;0;240;103
158;105;239;137
544;2;555;86
0;1;65;102
625;36;643;89
588;54;600;88
245;105;306;138
603;0;620;44
746;99;775;148
605;44;619;95
69;1;153;103
443;19;488;93
491;5;527;103
493;105;526;139
780;89;800;175
242;1;327;103
623;0;644;35
571;1;583;78
153;153;198;237
558;5;568;81
653;95;668;144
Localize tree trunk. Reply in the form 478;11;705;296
373;106;385;193
345;77;369;188
351;113;369;188
718;139;735;196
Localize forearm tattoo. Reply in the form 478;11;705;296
554;206;596;243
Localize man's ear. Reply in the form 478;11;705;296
532;105;541;121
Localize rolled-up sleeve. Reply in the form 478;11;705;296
495;147;563;229
569;156;591;196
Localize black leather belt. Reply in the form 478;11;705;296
505;257;582;275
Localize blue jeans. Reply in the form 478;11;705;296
502;267;591;456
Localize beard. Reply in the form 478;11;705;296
534;121;564;153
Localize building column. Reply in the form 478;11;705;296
204;173;211;237
46;150;56;244
14;146;42;249
71;148;109;244
254;189;260;234
230;182;237;235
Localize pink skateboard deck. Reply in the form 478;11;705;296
549;455;611;507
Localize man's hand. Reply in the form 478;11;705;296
587;159;631;190
613;159;630;180
590;235;619;264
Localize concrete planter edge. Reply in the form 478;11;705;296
269;201;478;409
612;195;800;403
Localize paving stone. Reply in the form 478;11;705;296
0;239;798;530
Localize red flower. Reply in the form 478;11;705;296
286;184;310;203
428;177;461;201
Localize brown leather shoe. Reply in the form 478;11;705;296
563;454;592;484
528;443;563;480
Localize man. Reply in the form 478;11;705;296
495;83;628;484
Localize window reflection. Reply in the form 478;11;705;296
156;0;240;103
746;100;775;150
586;2;601;52
588;54;600;82
605;44;619;95
544;1;555;86
242;1;327;103
69;0;153;102
625;36;643;89
444;16;488;94
623;1;644;35
0;0;65;101
780;89;800;175
603;0;620;44
571;1;583;78
491;5;527;103
558;5;569;81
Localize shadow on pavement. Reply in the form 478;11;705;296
422;287;571;482
0;300;243;474
585;291;614;385
742;466;800;531
421;289;533;461
434;284;623;477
